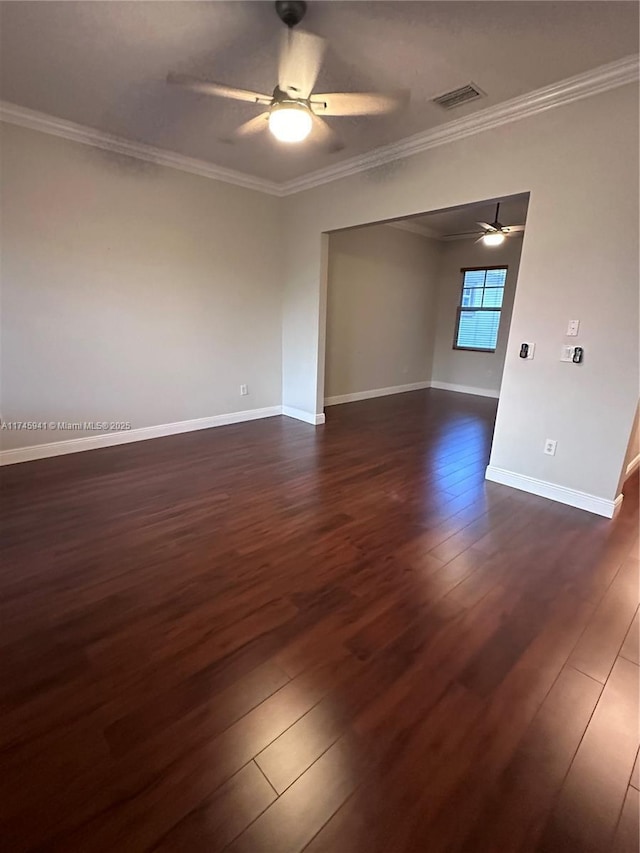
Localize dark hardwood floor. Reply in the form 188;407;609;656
1;388;638;852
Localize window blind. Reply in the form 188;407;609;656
455;267;507;351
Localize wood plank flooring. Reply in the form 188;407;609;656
1;388;638;852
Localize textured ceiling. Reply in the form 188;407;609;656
0;2;637;182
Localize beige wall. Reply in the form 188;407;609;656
281;83;639;503
431;237;523;397
621;403;639;485
324;225;440;400
0;122;282;449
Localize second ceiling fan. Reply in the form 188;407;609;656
444;203;525;246
167;0;406;150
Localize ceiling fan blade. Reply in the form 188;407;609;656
222;112;270;143
310;91;407;116
443;231;483;238
278;29;326;99
310;114;344;152
167;72;271;105
476;221;496;231
503;225;525;233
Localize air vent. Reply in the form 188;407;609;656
432;83;485;110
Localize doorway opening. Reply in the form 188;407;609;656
323;192;529;409
321;193;530;484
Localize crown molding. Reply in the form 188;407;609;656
385;220;440;239
0;100;282;196
439;231;525;243
1;54;637;198
383;219;526;242
278;54;639;195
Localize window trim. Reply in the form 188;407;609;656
453;265;508;353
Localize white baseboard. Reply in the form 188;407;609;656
430;381;500;399
0;406;282;466
485;465;622;518
324;381;431;407
282;406;326;425
625;453;640;479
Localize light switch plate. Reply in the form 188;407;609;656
560;345;576;362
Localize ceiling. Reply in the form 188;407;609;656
0;2;637;183
399;193;530;239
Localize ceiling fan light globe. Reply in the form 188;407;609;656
268;104;312;143
482;231;506;247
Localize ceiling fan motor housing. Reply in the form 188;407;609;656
275;1;307;28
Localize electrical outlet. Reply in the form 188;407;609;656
240;384;248;396
544;439;557;456
566;319;580;337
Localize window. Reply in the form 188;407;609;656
454;266;507;352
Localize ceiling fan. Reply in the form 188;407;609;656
445;203;525;246
167;0;406;150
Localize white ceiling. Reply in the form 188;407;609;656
0;2;637;183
